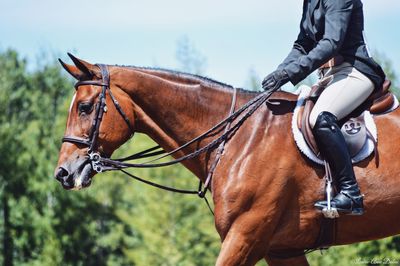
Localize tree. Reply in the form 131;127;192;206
3;44;397;266
0;49;135;266
175;36;207;75
0;46;220;265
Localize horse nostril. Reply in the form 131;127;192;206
55;167;69;182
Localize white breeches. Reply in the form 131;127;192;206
309;63;375;128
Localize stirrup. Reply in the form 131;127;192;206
316;191;364;218
321;166;339;219
322;207;340;219
321;179;340;218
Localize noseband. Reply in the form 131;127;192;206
62;64;134;172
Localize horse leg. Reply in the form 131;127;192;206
215;224;268;266
215;208;285;266
264;255;309;266
213;163;295;265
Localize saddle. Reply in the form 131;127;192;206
293;80;399;164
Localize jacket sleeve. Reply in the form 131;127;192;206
276;29;314;71
277;2;314;71
283;0;353;85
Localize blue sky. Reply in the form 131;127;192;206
1;0;399;89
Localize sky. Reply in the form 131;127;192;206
1;0;399;89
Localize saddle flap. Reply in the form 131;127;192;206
301;97;320;155
293;85;378;165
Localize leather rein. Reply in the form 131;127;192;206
62;64;277;209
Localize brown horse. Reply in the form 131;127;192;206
55;54;400;266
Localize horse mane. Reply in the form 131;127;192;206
113;64;259;95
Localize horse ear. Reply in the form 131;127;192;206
58;53;101;80
58;58;87;80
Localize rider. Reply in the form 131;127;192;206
261;0;385;215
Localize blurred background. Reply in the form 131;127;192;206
1;0;399;265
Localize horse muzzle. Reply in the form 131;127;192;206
54;157;94;190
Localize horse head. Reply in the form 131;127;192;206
54;54;135;190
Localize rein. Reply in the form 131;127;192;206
62;64;277;212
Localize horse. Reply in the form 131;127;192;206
54;54;400;266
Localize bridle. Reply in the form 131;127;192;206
62;64;134;173
62;63;278;211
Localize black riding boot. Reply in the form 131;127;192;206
313;112;364;215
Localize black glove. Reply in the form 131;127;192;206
262;70;290;92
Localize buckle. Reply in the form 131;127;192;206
89;152;103;173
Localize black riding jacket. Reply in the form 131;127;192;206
277;0;385;89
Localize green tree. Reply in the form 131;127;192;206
114;36;220;265
3;44;397;266
0;49;137;266
0;46;220;266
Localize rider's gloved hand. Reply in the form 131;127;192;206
262;70;290;92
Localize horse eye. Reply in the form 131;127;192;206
78;102;94;114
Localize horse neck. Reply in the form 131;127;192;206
114;66;238;179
